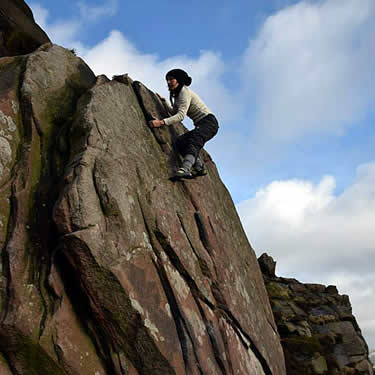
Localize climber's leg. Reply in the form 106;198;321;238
191;114;219;177
174;154;195;179
172;114;218;180
192;154;207;177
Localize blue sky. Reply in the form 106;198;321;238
29;0;375;354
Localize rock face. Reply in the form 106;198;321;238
258;253;374;375
0;26;286;375
0;43;99;375
0;0;50;57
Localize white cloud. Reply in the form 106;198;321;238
47;21;83;49
82;31;239;122
31;0;375;143
29;4;238;123
243;0;375;143
30;3;86;52
30;1;119;53
78;0;118;21
237;162;375;272
237;161;375;351
248;175;335;227
83;31;159;80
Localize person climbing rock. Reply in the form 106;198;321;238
149;69;219;180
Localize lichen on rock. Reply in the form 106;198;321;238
0;136;12;176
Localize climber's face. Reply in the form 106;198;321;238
166;76;179;91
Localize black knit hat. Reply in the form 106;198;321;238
166;69;192;86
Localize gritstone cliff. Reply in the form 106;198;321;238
0;3;286;373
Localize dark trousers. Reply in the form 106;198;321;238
176;114;219;159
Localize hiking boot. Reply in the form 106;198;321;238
192;164;207;177
174;167;193;179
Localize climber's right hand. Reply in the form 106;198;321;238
149;119;165;128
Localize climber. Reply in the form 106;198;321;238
149;69;219;180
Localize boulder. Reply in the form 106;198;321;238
51;76;286;374
0;43;286;374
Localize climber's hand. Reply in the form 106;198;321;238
149;119;165;128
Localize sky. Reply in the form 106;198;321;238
29;0;375;356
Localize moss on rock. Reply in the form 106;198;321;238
0;331;66;375
311;355;328;374
267;281;291;300
283;336;323;354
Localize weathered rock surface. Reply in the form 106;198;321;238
0;43;99;374
259;253;374;375
49;71;287;373
0;0;50;57
0;31;286;375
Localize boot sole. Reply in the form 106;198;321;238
169;173;194;182
191;171;207;178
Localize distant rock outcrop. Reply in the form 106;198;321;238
0;0;50;57
0;5;286;370
258;253;374;375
